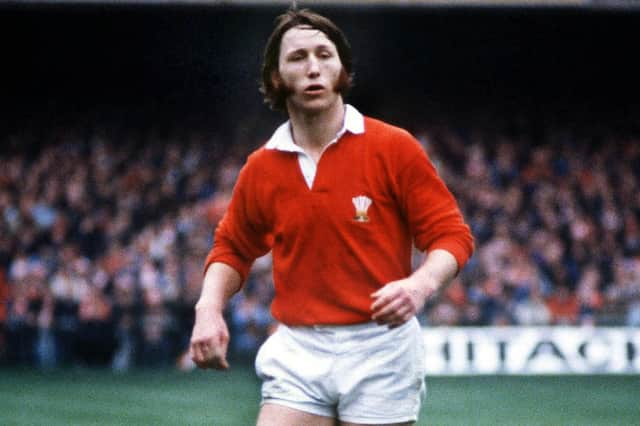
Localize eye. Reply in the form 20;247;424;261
318;50;333;59
287;52;306;62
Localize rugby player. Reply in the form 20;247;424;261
190;9;474;425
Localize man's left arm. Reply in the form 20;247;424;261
370;249;458;327
371;133;473;327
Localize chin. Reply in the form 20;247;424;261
290;96;339;114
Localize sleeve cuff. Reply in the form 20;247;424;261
427;237;474;273
203;250;251;283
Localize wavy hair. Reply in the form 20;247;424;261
259;9;354;112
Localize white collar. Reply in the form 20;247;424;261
265;104;365;152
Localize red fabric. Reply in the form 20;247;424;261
205;117;474;325
546;291;580;324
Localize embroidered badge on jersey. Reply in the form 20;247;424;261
352;195;372;222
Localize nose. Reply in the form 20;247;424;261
307;55;320;77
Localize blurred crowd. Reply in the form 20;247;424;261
1;107;639;370
416;107;640;329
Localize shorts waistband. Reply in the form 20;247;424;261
311;321;381;333
283;317;417;335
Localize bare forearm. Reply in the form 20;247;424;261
410;249;459;299
371;249;459;327
190;262;242;370
195;262;243;312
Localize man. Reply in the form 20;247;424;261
190;9;473;426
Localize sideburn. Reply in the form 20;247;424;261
334;68;353;95
271;72;292;111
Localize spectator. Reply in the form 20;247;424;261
76;286;116;367
0;268;8;363
111;272;139;372
546;285;580;325
139;286;172;367
513;285;551;326
1;104;638;370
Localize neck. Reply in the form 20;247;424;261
288;98;345;151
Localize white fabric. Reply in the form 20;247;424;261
255;318;426;423
264;104;365;189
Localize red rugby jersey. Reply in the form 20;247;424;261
205;115;474;325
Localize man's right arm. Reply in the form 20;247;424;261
189;262;242;370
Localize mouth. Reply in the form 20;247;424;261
303;84;325;95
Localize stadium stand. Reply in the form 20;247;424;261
1;2;638;369
1;103;638;369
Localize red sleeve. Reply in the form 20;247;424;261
204;153;271;282
393;133;474;271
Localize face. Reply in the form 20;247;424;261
275;25;344;114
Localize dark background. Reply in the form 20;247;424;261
1;4;639;142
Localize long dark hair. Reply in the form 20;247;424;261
259;9;354;112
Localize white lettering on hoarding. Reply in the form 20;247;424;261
421;327;640;375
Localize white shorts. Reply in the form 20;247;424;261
255;318;426;424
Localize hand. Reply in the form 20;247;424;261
189;306;230;370
370;277;438;328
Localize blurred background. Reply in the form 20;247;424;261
1;0;639;374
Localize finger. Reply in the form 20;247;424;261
371;283;396;299
374;301;414;325
217;355;229;370
375;308;411;326
370;288;397;311
387;317;410;329
190;342;204;364
203;348;228;370
373;307;406;325
193;340;221;369
371;296;404;320
194;345;216;369
384;308;414;328
370;287;384;299
208;341;230;370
